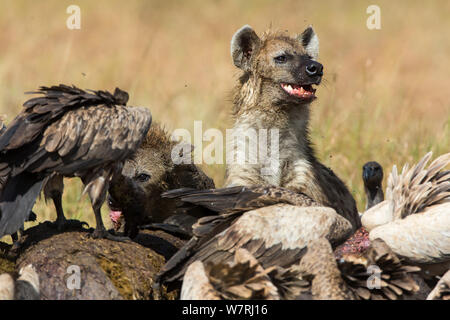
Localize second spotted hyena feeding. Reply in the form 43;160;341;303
108;123;214;238
226;25;361;231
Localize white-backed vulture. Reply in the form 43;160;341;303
0;84;152;240
153;185;353;295
361;152;450;274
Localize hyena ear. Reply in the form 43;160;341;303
231;25;261;71
299;26;319;60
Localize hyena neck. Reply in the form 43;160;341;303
233;73;315;159
227;73;321;188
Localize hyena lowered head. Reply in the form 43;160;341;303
108;123;215;238
226;25;361;232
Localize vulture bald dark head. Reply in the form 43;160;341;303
0;84;151;240
362;161;384;210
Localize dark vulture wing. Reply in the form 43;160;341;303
157;185;319;283
0;84;128;152
0;84;151;177
0;85;151;237
23;104;151;175
159;204;352;285
162;185;318;215
0;172;44;237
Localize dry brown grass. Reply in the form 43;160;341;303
0;0;448;237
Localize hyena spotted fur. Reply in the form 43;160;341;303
226;25;361;231
108;123;215;238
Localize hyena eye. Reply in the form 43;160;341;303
274;55;287;63
136;173;151;182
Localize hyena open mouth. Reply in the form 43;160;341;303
107;196;123;230
281;83;316;100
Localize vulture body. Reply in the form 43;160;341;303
180;248;280;300
290;238;420;300
180;248;309;300
180;237;420;300
361;152;450;274
154;185;353;292
0;85;152;240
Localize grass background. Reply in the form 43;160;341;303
0;0;448;239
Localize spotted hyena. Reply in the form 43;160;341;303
226;25;360;231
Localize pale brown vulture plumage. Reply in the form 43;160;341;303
180;248;310;300
0;84;152;240
296;238;420;300
153;185;353;294
180;248;280;300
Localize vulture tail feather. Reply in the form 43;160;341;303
0;173;44;237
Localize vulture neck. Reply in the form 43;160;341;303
364;183;384;210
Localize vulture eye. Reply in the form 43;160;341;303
274;55;287;63
136;173;151;182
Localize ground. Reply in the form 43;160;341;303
1;223;185;299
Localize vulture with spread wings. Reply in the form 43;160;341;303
0;84;152;240
153;186;353;294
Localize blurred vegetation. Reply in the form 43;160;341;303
0;0;448;240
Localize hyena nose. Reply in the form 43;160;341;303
305;61;323;77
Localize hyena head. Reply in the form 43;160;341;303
108;124;176;236
108;123;214;238
231;25;323;109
